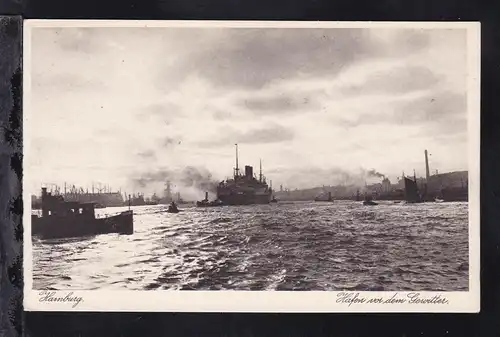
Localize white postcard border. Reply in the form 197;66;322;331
23;20;481;313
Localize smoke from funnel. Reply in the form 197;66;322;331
129;166;219;200
366;169;385;179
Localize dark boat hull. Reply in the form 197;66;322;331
167;206;180;213
196;201;224;207
32;210;133;239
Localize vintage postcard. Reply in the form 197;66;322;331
23;20;480;312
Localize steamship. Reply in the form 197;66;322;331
197;144;273;206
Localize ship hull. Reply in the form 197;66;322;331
32;210;133;240
217;193;271;205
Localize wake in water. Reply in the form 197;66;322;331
32;201;469;291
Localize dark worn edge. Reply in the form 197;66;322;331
0;15;22;337
0;0;497;336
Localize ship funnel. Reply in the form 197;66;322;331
245;165;253;178
205;192;209;201
424;149;430;181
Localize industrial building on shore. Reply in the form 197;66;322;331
274;150;468;202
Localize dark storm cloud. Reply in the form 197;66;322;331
340;66;441;96
334;90;467;135
158;29;382;90
156;28;439;92
199;124;295;147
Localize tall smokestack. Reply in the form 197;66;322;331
234;143;239;177
425;149;430;181
259;159;263;183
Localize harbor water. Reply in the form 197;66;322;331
32;201;469;291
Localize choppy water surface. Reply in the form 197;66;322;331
32;201;469;291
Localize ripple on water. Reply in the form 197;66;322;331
32;201;469;291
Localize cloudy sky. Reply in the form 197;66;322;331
26;25;469;195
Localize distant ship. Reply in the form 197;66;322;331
403;173;422;203
197;144;273;206
124;193;159;206
32;188;133;239
63;184;124;207
32;184;125;209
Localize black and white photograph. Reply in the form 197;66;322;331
23;21;480;312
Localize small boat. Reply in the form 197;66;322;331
434;198;444;203
196;192;224;207
167;202;180;213
270;196;278;203
196;199;224;207
362;195;378;206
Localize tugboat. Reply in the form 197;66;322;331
167;201;180;213
196;192;224;207
31;188;133;240
362;195;378;206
